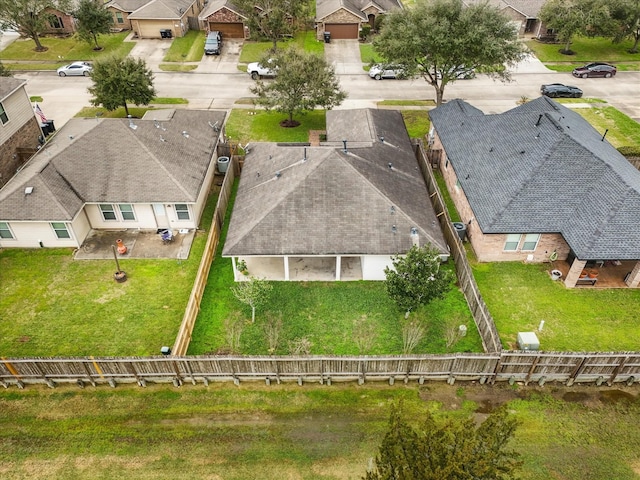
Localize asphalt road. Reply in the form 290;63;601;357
14;63;640;130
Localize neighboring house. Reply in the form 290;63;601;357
463;0;546;37
315;0;403;40
0;78;44;189
428;96;640;289
222;108;448;281
127;0;204;38
105;0;151;31
198;0;249;38
43;1;78;35
0;109;226;249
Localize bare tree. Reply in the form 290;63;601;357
224;312;245;353
402;317;426;354
444;317;468;349
232;277;273;323
353;315;377;355
263;312;283;354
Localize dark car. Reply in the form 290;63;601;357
204;31;222;55
540;83;583;98
572;62;616;78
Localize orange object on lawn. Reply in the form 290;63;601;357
116;239;127;255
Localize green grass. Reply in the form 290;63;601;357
400;110;430;139
573;106;640;149
378;100;436;107
556;97;607;104
0;32;133;62
158;63;198;71
526;36;640;71
239;30;324;64
0;192;220;357
1;383;639;480
163;30;205;62
472;262;640;351
433;170;461;222
149;97;188;104
74;106;159;118
224;109;328;144
360;43;382;64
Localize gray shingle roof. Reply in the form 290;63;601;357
0;78;26;101
429;97;640;260
463;0;544;18
199;0;246;19
0;110;226;222
316;0;402;21
223;109;447;257
128;0;195;19
105;0;151;13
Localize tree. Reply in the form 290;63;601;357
365;404;522;480
384;244;453;318
373;0;525;106
74;0;113;50
232;277;273;323
608;0;640;53
234;0;306;50
251;47;346;126
88;55;156;116
0;0;71;51
539;0;611;54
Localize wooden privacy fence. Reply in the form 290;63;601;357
2;352;639;388
172;158;237;355
415;142;502;353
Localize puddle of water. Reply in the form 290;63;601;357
599;390;636;404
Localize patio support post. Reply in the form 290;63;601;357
624;261;640;288
564;258;587;288
231;257;238;281
284;256;289;281
335;256;341;281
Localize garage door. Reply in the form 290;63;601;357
209;22;244;38
324;23;358;39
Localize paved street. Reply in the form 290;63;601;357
7;37;640;129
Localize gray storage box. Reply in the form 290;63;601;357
517;332;539;351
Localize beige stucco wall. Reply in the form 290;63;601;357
0;212;89;249
133;16;189;39
433;132;571;263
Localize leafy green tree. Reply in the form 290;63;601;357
251;48;346;126
539;0;611;54
88;55;156;116
234;0;306;50
384;244;452;318
74;0;113;50
608;0;640;53
373;0;525;106
0;61;12;76
365;403;522;480
0;0;71;51
232;277;273;323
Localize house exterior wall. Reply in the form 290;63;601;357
0;86;43;188
0;213;89;248
205;7;245;23
85;203;159;229
500;7;526;36
43;8;76;35
433;132;571;263
362;255;392;280
108;8;133;30
191;155;217;227
317;9;362;39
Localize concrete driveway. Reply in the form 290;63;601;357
325;39;364;75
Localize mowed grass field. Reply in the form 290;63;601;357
1;383;639;480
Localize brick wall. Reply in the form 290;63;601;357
0;118;42;188
432;132;571;263
206;8;245;23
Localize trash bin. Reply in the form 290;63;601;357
217;156;230;174
452;222;467;241
160;29;172;39
323;31;331;43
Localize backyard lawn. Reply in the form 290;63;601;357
1;382;639;480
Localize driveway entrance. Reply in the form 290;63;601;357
324;39;364;75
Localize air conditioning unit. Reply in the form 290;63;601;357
517;332;539;351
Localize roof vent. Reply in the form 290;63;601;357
24;186;34;195
391;224;397;233
128;116;137;130
388;162;393;170
342;139;348;153
275;171;281;179
182;130;189;138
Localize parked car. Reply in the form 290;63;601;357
572;62;616;78
369;64;405;80
540;83;583;98
204;31;222;55
57;61;92;77
247;59;277;80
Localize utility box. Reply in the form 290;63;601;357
517;332;539;351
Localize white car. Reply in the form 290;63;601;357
57;61;92;77
247;60;277;80
369;64;405;80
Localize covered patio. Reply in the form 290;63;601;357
232;256;364;281
550;260;640;288
74;228;196;260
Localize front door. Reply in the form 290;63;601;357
153;203;169;229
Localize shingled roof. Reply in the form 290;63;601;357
316;0;403;21
222;109;447;257
128;0;195;19
0;109;226;222
429;97;640;260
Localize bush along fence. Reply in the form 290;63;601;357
1;352;639;388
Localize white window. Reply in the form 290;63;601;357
51;222;70;239
522;233;540;251
0;222;14;239
175;204;190;220
119;204;135;221
99;204;116;221
0;102;8;124
504;234;521;251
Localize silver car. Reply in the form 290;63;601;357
57;61;92;77
369;64;405;80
